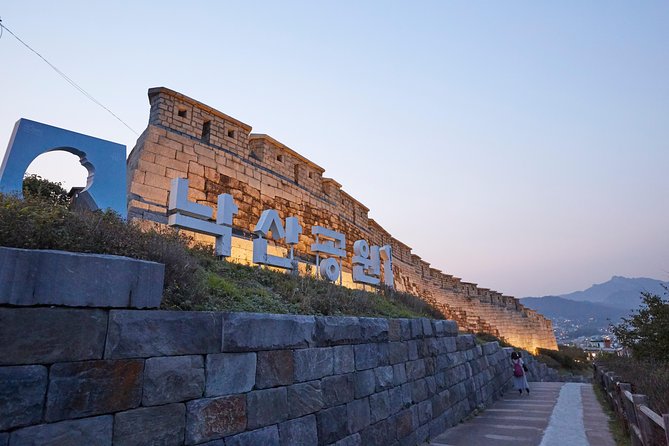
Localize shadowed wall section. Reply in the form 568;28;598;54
126;87;558;353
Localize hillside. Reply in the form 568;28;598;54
521;276;668;341
558;276;668;309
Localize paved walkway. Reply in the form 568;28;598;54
428;382;615;446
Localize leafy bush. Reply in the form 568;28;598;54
597;355;669;416
611;289;669;362
22;174;70;206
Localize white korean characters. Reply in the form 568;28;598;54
167;178;394;288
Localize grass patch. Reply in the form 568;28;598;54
592;380;632;446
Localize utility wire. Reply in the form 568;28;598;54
0;18;139;136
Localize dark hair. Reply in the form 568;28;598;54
511;351;520;360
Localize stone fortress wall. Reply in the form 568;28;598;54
127;87;558;353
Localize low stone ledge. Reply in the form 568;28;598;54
0;247;164;308
8;415;112;446
113;404;185;446
222;313;315;352
105;310;222;359
0;307;107;365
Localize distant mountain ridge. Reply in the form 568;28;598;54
538;276;668;310
520;276;668;340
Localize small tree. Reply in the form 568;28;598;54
22;174;70;206
611;288;669;362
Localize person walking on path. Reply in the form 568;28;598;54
512;351;530;395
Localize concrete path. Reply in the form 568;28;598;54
427;382;615;446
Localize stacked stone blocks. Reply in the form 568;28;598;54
0;307;514;445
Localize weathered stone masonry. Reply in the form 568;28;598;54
127;87;558;353
0;307;516;445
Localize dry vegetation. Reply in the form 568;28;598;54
0;181;444;319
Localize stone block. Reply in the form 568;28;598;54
456;334;475;350
205;353;256;396
294;348;333;382
333;346;355;374
0;247;163;308
346;398;370;434
143;355;204;406
287;381;324;418
46;360;143;422
358;318;389;342
374;366;394;391
185;395;246;444
105;310;221;359
333;433;361;446
425;357;436;375
393;364;407;386
353;370;375;399
0;365;47;430
353;344;378;370
410;319;423;339
247;387;288;429
389;386;411;412
314;317;362;346
406;359;426;381
0;308;107;365
411;379;428;403
8;416;112;446
387;342;409;365
426;376;437;396
407;340;419;361
387;319;401;342
369;391;390;424
359;419;392;446
316;405;347;445
393;409;413;439
113;404;185;446
443;320;458;336
483;341;499;355
226;426;279;446
429;413;448;441
278;415;318;446
421;319;433;337
321;374;354;407
222;313;315;351
256;350;293;389
417;400;433;425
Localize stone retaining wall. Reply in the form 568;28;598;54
0;308;514;445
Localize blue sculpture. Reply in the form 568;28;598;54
0;118;127;217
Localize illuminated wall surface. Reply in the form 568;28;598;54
127;87;558;353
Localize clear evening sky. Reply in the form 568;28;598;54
1;1;667;297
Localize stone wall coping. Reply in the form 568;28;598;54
249;133;325;173
0;247;164;309
148;87;253;131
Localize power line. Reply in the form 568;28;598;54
0;18;139;136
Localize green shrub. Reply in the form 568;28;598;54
22;174;70;206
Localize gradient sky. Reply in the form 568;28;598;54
1;1;668;297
